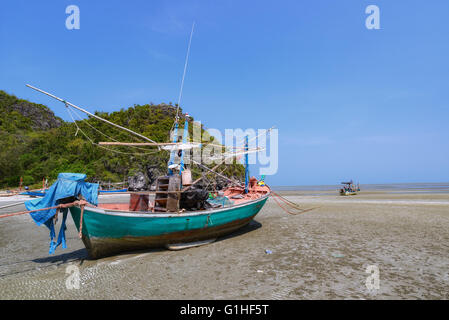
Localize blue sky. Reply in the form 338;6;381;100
1;0;448;186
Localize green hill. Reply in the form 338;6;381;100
0;90;63;133
0;90;244;188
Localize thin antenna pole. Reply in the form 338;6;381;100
175;21;195;122
244;135;249;194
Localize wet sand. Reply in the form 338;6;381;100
1;190;448;299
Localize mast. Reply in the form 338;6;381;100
167;123;179;175
179;114;189;175
244;135;249;194
169;21;195;175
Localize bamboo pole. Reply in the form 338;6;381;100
99;142;181;146
182;163;222;192
26;84;159;148
191;160;241;186
182;162;243;192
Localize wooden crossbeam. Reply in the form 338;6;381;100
99;142;180;146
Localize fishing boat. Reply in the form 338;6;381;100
20;83;272;258
0;25;316;259
21;80;272;259
97;181;128;194
99;188;128;194
339;180;360;196
70;183;270;258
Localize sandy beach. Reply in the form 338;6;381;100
0;186;448;300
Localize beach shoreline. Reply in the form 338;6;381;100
1;185;448;299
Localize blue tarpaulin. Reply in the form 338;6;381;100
25;173;99;254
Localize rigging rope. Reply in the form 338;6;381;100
65;107;158;156
270;191;319;215
68;106;158;153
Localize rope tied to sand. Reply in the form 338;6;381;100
270;191;318;215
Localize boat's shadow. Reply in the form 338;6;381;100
214;219;262;243
32;248;89;265
31;220;262;264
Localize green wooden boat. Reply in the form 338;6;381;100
62;105;272;259
69;190;270;259
25;55;274;259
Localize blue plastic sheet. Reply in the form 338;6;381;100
24;173;99;254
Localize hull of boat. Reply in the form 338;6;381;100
340;191;357;196
69;194;269;259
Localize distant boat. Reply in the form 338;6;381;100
99;188;128;194
339;180;360;196
20;190;47;197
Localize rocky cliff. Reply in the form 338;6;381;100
0;90;62;133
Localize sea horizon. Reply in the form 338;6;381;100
272;182;449;192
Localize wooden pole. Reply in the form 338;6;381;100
244;135;249;194
26;84;159;148
99;142;181;146
191;161;240;186
182;163;221;192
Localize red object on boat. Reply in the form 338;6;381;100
129;194;149;211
